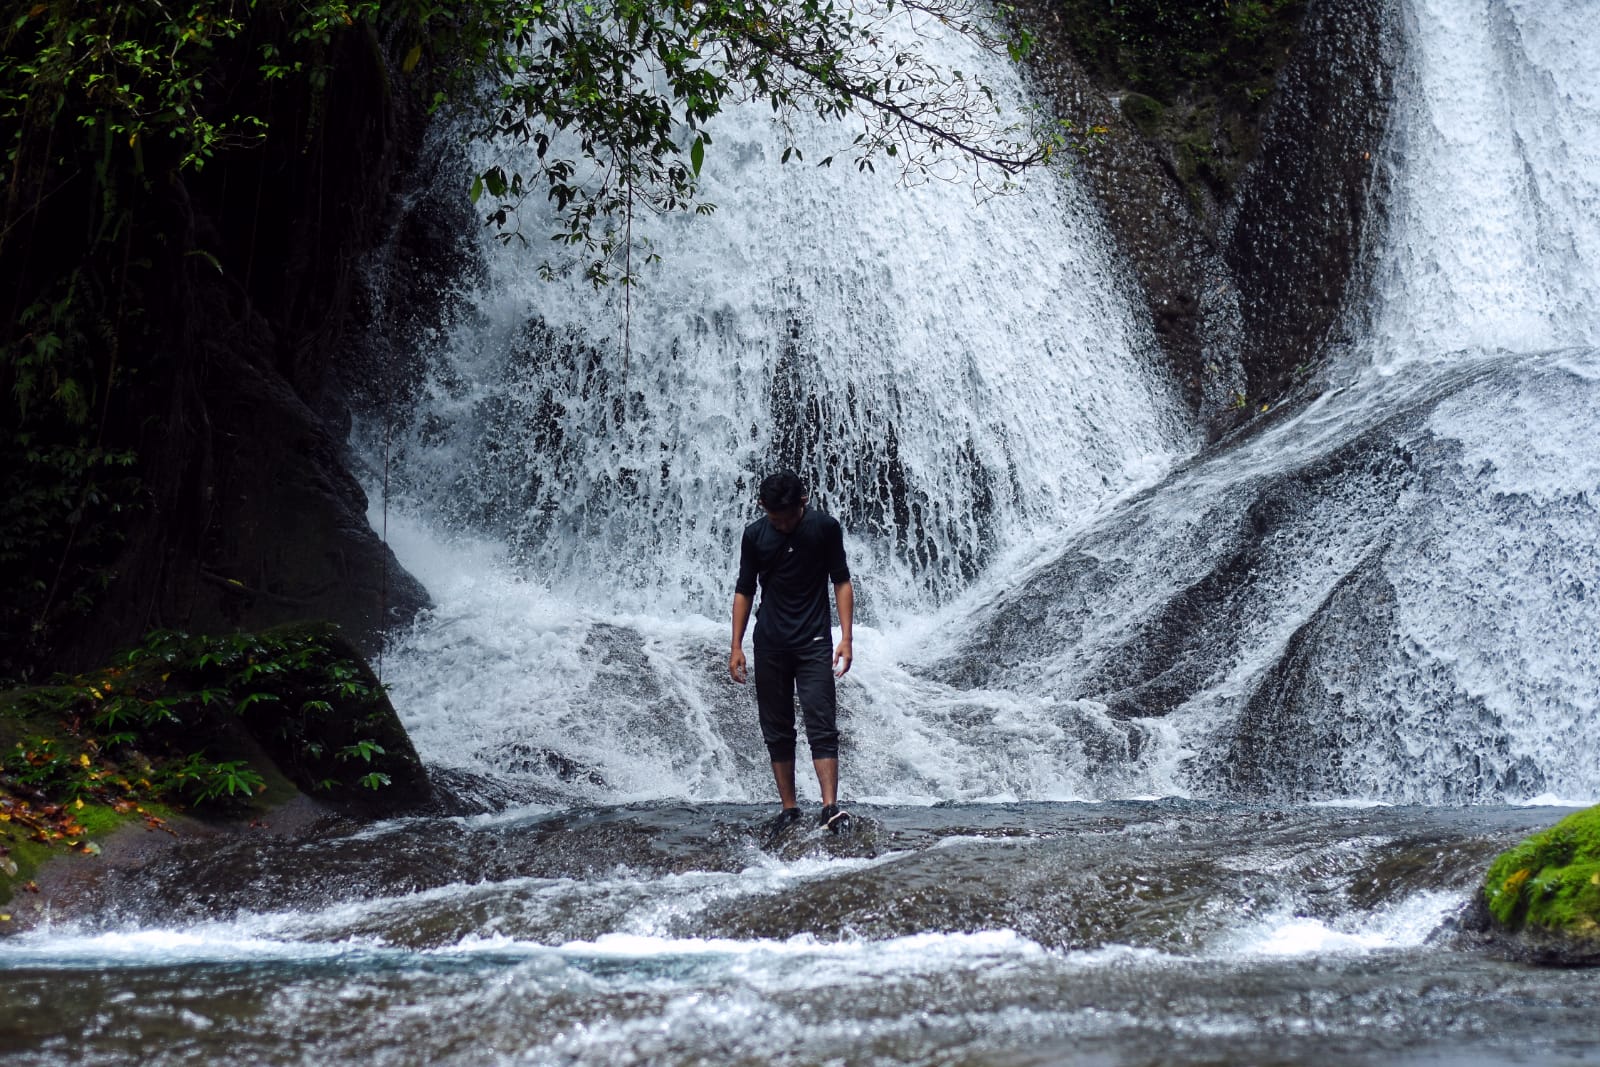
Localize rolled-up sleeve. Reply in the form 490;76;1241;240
735;528;759;596
828;519;850;585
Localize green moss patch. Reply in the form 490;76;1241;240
1482;805;1600;942
0;796;177;910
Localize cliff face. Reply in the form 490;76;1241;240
1014;0;1396;434
46;24;433;671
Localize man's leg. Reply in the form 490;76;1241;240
813;756;838;808
754;648;800;808
794;644;840;806
771;760;799;808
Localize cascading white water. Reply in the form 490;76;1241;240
373;22;1190;800
1315;0;1600;798
1226;0;1600;800
924;0;1600;804
375;0;1600;807
1363;0;1600;363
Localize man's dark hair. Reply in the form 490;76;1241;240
758;470;807;510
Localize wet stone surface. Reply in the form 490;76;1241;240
3;802;1598;1066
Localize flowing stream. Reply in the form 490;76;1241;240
6;2;1600;1064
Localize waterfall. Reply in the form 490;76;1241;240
13;10;1599;1060
931;0;1600;804
1362;0;1600;365
370;23;1190;801
372;0;1600;807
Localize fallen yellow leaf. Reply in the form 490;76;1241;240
74;797;84;810
78;754;91;767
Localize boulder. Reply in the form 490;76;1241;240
1471;805;1600;965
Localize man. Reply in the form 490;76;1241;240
729;470;854;837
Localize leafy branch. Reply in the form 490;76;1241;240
446;0;1070;284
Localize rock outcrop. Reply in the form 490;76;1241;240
1;622;431;918
1467;805;1600;966
1014;0;1396;432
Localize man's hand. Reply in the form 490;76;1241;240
730;593;753;683
833;638;853;678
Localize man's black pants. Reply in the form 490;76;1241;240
754;642;838;763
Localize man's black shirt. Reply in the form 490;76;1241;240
735;507;850;651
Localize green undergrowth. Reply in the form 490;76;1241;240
1;621;420;907
1483;806;1600;939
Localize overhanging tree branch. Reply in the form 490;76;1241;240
446;0;1070;284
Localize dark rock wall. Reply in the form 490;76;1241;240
1224;0;1396;402
340;132;484;427
58;25;432;670
1015;0;1396;434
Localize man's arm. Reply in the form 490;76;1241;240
832;580;854;677
730;592;754;683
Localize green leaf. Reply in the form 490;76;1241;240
690;134;705;177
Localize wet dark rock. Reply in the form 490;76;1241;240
500;744;608;787
424;766;549;816
1013;0;1396;430
1212;552;1547;803
1345;834;1504;912
342;136;486;424
1225;0;1397;407
925;354;1584;801
925;395;1422;714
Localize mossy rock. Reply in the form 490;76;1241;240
1119;91;1165;135
2;621;432;912
1477;805;1600;965
224;622;432;810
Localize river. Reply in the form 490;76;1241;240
4;802;1596;1065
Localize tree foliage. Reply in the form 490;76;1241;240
428;0;1059;283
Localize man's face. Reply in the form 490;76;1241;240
763;498;807;533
